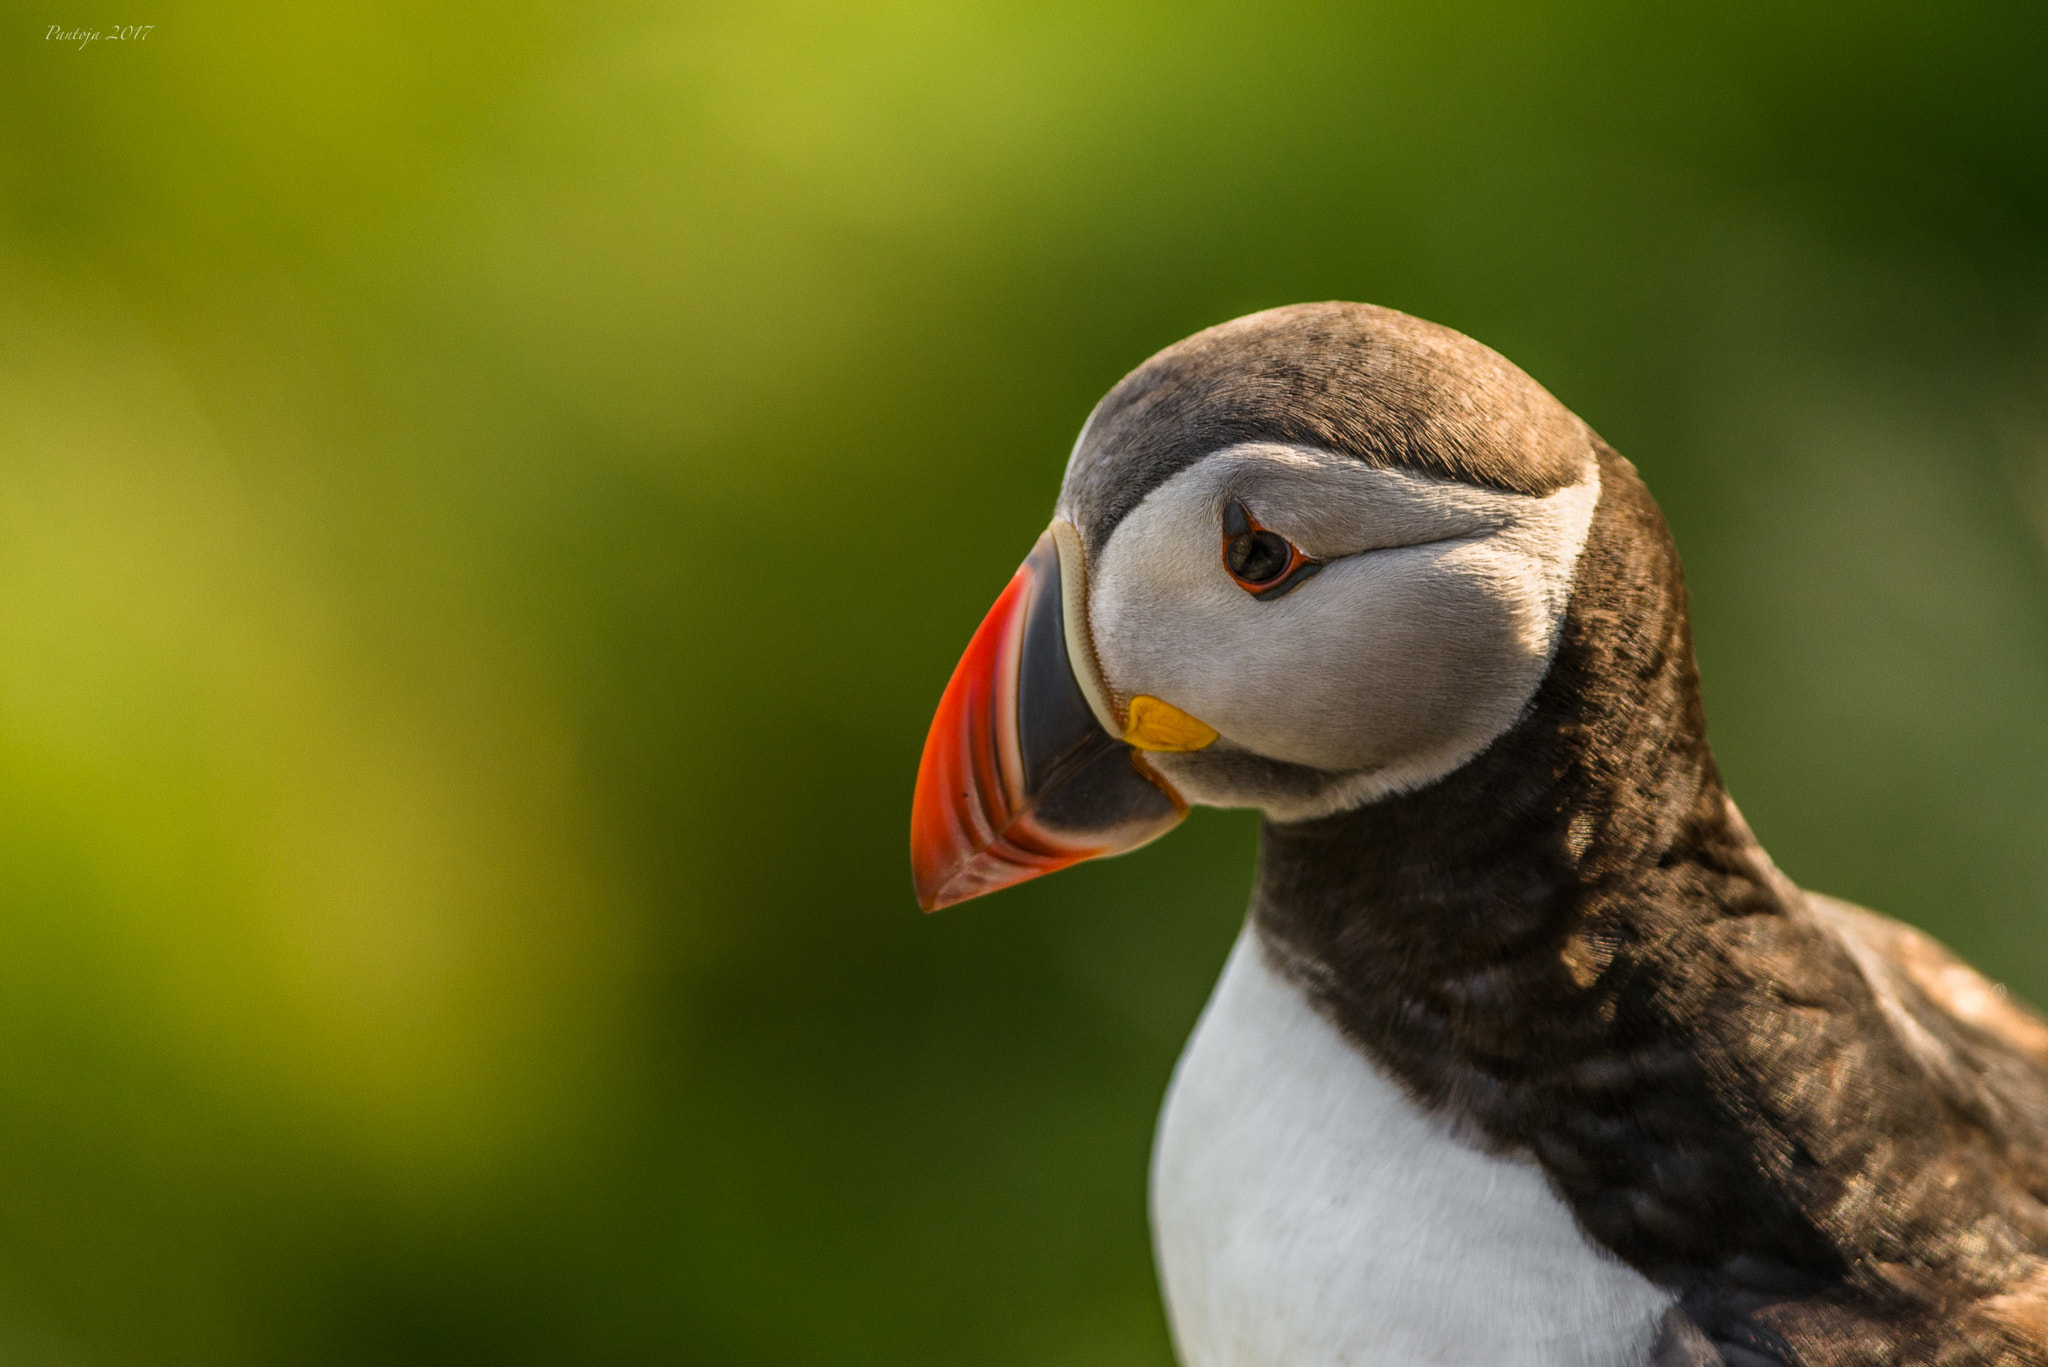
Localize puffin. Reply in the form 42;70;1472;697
907;302;2048;1367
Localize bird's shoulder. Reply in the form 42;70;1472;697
1649;892;2048;1367
1805;893;2048;1096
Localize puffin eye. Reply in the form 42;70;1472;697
1220;499;1324;600
1226;530;1293;584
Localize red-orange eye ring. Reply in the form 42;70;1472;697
1221;499;1324;600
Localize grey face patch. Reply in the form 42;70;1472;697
1081;446;1602;820
1058;302;1594;558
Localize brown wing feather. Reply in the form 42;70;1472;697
1812;896;2048;1069
1713;894;2048;1365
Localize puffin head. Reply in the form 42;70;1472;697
911;302;1610;910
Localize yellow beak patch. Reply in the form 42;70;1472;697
1122;695;1220;753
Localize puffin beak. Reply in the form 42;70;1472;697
911;521;1208;910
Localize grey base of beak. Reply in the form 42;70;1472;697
1017;533;1183;840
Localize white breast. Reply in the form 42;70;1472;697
1151;927;1674;1367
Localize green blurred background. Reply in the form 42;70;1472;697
1;1;2045;1361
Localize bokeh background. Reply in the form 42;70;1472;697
2;1;2046;1362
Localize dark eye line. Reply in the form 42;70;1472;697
1220;499;1322;600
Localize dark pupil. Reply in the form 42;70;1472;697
1227;530;1292;584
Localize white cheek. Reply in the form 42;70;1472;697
1095;541;1545;771
1086;454;1599;792
1088;524;1241;710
